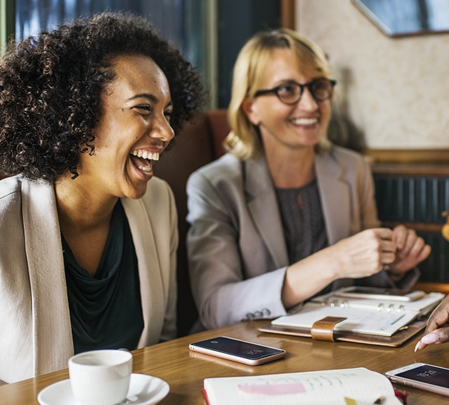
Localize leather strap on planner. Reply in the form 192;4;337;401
311;316;347;342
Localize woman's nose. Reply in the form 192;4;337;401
150;116;175;143
297;88;319;111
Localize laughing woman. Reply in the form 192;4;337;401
0;13;203;383
186;29;430;331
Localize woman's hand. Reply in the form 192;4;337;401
415;295;449;352
283;227;429;310
388;225;431;278
331;228;396;279
282;228;395;308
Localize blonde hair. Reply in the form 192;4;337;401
225;28;332;160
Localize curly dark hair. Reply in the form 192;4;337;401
0;12;204;181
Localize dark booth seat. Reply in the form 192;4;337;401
154;109;230;337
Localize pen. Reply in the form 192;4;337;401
374;396;385;404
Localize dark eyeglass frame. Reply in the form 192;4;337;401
253;78;337;105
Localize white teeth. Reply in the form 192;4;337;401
131;150;143;158
291;118;318;125
136;164;152;173
131;151;160;161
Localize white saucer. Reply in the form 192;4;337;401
37;373;170;405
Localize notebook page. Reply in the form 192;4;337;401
204;368;400;405
271;302;417;336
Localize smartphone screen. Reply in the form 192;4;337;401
189;336;286;365
394;364;449;388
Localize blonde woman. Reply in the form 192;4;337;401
186;29;430;330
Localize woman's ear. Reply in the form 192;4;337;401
242;98;260;126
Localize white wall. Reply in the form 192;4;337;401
296;0;449;149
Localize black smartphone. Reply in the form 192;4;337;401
385;363;449;396
189;336;286;366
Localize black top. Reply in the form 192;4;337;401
62;200;144;354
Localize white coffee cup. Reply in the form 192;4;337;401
68;349;133;405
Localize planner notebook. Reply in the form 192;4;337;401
203;367;403;405
259;290;444;347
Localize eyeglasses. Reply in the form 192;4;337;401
253;78;336;105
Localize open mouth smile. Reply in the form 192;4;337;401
130;150;160;175
290;117;319;126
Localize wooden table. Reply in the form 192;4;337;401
2;320;449;404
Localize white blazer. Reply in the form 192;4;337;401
0;175;177;383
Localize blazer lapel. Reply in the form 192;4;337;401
315;150;350;245
122;198;164;347
245;156;289;268
21;179;73;376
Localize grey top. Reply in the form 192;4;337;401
275;179;328;264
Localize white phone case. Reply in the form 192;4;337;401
189;336;286;366
385;363;449;397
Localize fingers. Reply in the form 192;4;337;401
380;238;396;252
371;227;394;240
414;333;436;352
389;225;431;272
407;236;425;257
426;296;449;333
333;228;397;278
366;228;395;247
415;328;449;352
392;224;408;249
335;227;423;279
415;298;449;352
393;225;427;257
415;243;431;262
399;229;429;260
363;228;396;264
375;229;396;263
393;225;415;253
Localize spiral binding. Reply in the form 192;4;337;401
319;299;405;312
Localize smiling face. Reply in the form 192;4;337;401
243;48;332;155
78;54;174;200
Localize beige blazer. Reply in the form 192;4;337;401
187;145;417;330
0;175;177;383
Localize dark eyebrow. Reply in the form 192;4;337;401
127;93;159;103
127;93;173;108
